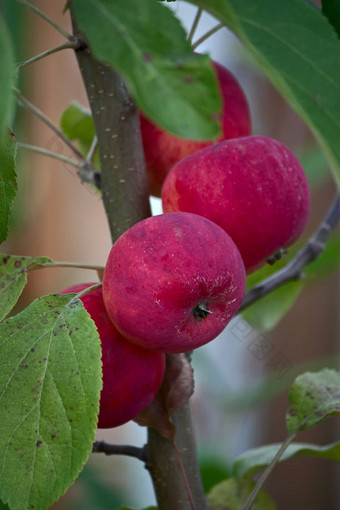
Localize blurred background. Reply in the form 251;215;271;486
1;0;339;509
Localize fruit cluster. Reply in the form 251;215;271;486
63;58;310;429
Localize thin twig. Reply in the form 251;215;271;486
14;89;101;187
17;40;80;72
242;433;296;510
75;282;102;299
26;259;105;273
52;261;104;271
17;142;100;187
192;22;225;51
86;135;98;163
17;142;81;169
240;195;340;312
92;441;147;461
16;0;73;40
14;88;84;160
188;7;203;45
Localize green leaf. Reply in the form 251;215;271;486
199;455;231;494
0;499;9;510
119;507;157;510
0;132;17;244
76;464;126;509
242;258;303;331
0;16;15;136
207;478;276;510
60;102;96;154
299;146;331;188
188;0;340;188
232;441;340;479
286;367;340;433
0;294;102;510
322;0;340;36
0;254;53;322
72;0;221;139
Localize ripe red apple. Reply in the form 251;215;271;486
102;212;246;353
161;136;311;272
61;283;165;429
140;60;252;197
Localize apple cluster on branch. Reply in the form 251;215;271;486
1;2;339;510
60;56;311;430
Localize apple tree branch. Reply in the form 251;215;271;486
240;195;340;312
92;441;147;461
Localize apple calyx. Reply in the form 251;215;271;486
193;302;212;322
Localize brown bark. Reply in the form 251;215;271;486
70;7;207;509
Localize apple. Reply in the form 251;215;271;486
161;135;311;272
61;283;165;429
102;212;246;353
140;60;252;197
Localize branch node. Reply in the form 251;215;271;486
74;37;88;52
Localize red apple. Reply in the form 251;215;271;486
61;283;165;429
161;136;311;272
102;212;246;353
140;60;252;197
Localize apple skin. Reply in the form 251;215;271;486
61;283;165;429
140;60;252;197
102;212;246;353
161;136;311;272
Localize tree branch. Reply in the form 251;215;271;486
16;0;73;41
192;23;225;51
14;89;100;187
188;7;203;45
17;40;81;72
240;195;340;312
13;88;85;160
16;142;100;187
70;27;151;243
17;142;81;169
70;6;208;509
92;441;146;461
145;404;208;510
